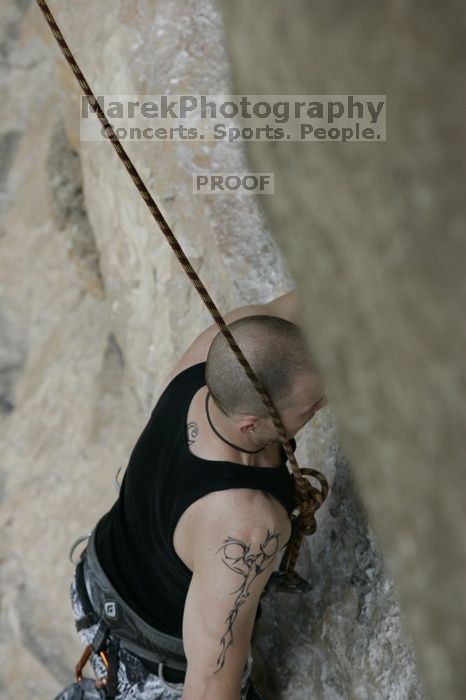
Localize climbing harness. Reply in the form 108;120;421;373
35;0;328;588
80;517;188;674
62;513;254;698
72;521;186;691
64;528;253;697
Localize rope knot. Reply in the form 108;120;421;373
292;466;329;537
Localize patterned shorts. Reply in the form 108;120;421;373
68;568;253;700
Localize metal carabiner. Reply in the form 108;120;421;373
75;644;93;682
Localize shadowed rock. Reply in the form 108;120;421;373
46;119;105;299
216;1;466;698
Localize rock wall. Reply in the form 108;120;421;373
0;1;426;698
216;1;466;700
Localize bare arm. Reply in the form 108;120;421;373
181;493;284;700
264;289;298;324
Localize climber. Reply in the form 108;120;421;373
55;288;327;700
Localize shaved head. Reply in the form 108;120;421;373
205;315;316;419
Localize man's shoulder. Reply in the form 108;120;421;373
203;486;272;515
191;488;292;555
156;360;205;403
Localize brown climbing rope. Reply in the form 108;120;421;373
35;0;328;590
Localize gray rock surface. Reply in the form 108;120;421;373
217;1;466;699
0;1;428;698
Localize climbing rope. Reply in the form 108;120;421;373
35;0;328;589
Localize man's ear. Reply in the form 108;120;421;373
238;416;259;433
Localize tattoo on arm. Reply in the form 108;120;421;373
186;421;199;446
213;527;280;673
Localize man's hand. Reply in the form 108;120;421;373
181;490;285;700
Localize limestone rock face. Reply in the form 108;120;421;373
216;1;466;699
0;1;427;698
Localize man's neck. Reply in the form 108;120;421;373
205;390;272;464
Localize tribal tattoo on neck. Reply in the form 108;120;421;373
186;421;199;446
213;527;280;673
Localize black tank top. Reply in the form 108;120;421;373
94;361;297;638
